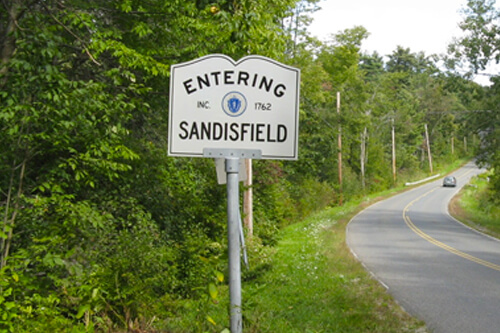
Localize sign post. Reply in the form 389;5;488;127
169;54;300;332
226;156;242;332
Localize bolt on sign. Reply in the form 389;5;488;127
168;54;300;160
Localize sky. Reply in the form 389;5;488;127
307;0;495;85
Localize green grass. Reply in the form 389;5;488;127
239;199;427;333
450;171;500;238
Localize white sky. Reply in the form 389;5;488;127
308;0;496;85
309;0;467;57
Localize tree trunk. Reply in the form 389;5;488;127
1;0;27;87
1;158;26;268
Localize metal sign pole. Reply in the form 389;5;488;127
204;148;261;333
168;54;300;331
226;157;242;333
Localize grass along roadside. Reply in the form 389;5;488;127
449;171;500;238
240;197;428;332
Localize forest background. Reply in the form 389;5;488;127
0;0;499;331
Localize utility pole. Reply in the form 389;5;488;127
424;124;433;174
243;158;253;237
392;118;396;184
360;127;367;191
337;92;343;206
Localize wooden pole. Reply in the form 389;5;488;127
424;124;433;174
392;118;396;184
243;158;253;237
360;127;367;191
337;92;343;206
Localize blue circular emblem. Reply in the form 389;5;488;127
222;91;247;117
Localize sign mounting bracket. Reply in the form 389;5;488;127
203;148;262;159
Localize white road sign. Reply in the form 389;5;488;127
168;54;300;159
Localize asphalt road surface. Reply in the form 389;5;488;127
346;162;500;333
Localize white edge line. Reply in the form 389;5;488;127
346;200;390;291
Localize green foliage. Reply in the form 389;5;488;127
453;172;500;235
449;0;500;198
451;0;500;71
0;268;19;332
288;177;336;218
0;0;493;331
2;194;178;332
1;0;307;330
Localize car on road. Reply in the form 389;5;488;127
443;176;457;187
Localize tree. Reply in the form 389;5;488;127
450;0;500;72
360;51;385;81
450;0;500;200
284;0;322;57
386;46;436;74
0;0;304;330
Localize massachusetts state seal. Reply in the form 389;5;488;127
222;91;247;117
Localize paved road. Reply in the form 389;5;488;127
347;162;500;333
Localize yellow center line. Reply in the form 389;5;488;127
403;187;500;272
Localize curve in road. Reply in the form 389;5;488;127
402;181;500;272
347;162;500;333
